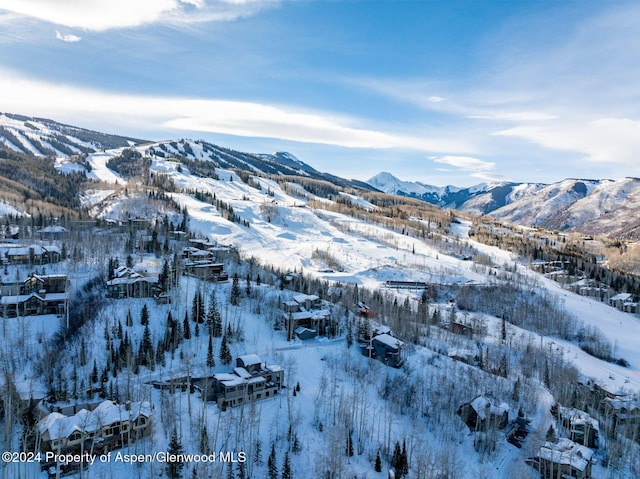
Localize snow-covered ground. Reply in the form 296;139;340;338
9;147;636;478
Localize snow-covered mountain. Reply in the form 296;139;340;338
368;172;640;239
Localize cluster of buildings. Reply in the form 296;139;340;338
37;399;152;455
106;266;159;299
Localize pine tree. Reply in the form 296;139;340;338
254;440;263;465
200;426;210;454
126;308;133;327
219;334;232;365
237;460;246;479
192;290;205;324
138;325;154;367
346;429;354;457
267;443;278;479
245;273;251;297
183;311;191;340
230;273;241;306
281;451;291;479
207;289;222;337
140;304;149;326
375;451;382;472
400;439;409;477
207;335;215;368
166;428;184;479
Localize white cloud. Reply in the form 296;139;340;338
431;155;495;172
494;117;640;165
0;0;277;31
55;30;81;42
0;69;471;153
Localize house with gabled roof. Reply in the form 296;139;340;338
106;266;158;299
457;395;509;431
526;438;594;479
37;400;152;454
197;355;284;409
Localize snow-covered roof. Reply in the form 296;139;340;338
610;293;632;301
558;406;599;431
233;368;252;379
38;401;151;441
373;333;404;349
238;354;262;367
293;293;319;304
537;438;594;472
469;396;509;419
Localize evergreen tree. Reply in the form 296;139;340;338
245;273;251;297
375;451;382;472
166;428;184;479
254;440;263;466
138;325;154;367
237;460;246;479
200;426;210;454
207;335;216;368
192;290;205;323
267;443;278;479
281;451;291;479
140;304;149;326
230;273;241;306
183;311;191;339
346;429;354;457
126;308;133;327
219;334;232;365
207;289;222;337
400;439;409;477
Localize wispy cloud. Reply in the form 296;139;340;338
55;30;81;42
431;155;495;172
0;0;278;31
495;117;640;165
0;69;472;153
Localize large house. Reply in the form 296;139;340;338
1;244;61;265
37;400;152;454
197;355;284;409
526;438;594;479
557;406;599;448
0;274;69;318
457;395;509;431
282;293;332;339
183;261;229;282
106;266;158;299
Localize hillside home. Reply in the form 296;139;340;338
609;292;635;312
457;396;509;431
198;355;284;409
558;406;599;448
0;274;69;318
282;293;332;338
37;225;68;241
1;244;61;265
183;260;229;282
360;332;405;368
106;266;158;299
37;400;152;454
526;438;594;479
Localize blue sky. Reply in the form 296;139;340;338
1;0;639;187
